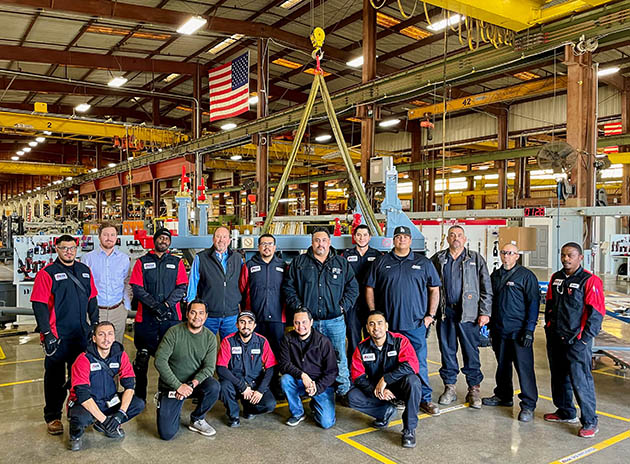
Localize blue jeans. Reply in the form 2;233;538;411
312;315;351;395
280;374;336;429
204;315;237;339
400;325;433;403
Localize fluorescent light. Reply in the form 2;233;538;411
102;201;107;206
35;136;45;143
75;103;91;112
91;168;98;172
248;95;259;105
43;130;52;135
164;73;181;83
477;165;490;171
451;169;463;173
108;163;116;168
315;134;332;143
66;176;73;180
36;187;41;190
16;151;24;156
177;16;207;35
427;14;464;32
28;141;38;147
280;0;303;9
108;76;128;87
221;122;237;130
379;118;400;127
230;155;242;161
26;189;31;193
346;56;364;68
11;156;18;160
208;34;243;55
598;66;620;77
23;147;31;152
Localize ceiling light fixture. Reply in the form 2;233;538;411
29;141;38;147
177;16;207;35
221;122;237;131
248;95;259;105
11;156;18;161
35;136;45;143
598;66;620;77
75;103;91;112
379;118;401;127
108;76;128;87
91;168;98;172
346;56;364;68
23;147;31;152
164;73;181;83
315;134;332;143
43;130;52;135
108;163;116;168
16;151;24;156
230;155;243;161
427;14;464;32
280;0;303;9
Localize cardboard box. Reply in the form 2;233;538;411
498;226;537;251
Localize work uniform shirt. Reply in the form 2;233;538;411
365;251;441;331
31;258;98;340
444;251;465;308
490;264;540;339
129;251;188;323
239;253;286;323
342;246;382;315
545;266;605;344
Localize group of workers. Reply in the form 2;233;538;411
30;221;606;451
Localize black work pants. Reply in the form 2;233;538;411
546;331;598;427
43;337;86;423
348;374;422;431
156;377;220;440
491;335;538;411
68;394;145;439
219;379;276;419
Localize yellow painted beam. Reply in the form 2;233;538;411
205;159;315;175
0;110;188;146
409;76;567;119
607;153;630;164
0;160;87;176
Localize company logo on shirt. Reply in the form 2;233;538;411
231;346;243;355
82;273;90;279
553;279;564;286
275;267;284;273
347;256;358;262
387;350;397;357
166;264;176;269
54;273;67;281
411;265;422;270
362;353;376;362
251;348;261;355
506;281;515;286
250;265;261;273
569;283;580;289
144;262;156;269
109;362;120;369
90;362;102;371
367;257;376;261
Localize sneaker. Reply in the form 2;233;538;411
578;425;599;438
227;416;240;428
372;405;397;429
466;385;482;409
46;419;64;435
188;419;216;437
68;436;82;451
401;429;416;448
482;395;514;407
518;409;534;422
243;412;256;420
438;384;457;405
94;422;125;439
285;415;305;427
419;401;441;416
543;412;579;424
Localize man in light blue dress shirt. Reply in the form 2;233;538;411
81;223;131;343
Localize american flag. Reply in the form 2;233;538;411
208;52;250;122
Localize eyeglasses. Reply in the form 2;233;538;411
500;251;518;256
259;242;275;247
57;246;77;252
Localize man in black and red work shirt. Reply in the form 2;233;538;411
217;311;277;427
31;234;99;436
348;311;421;449
544;242;605;438
129;228;188;401
67;321;145;451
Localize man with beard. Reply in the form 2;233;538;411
283;228;358;399
544;243;605;438
217;311;277;427
342;225;381;367
31;234;99;435
187;226;244;337
129;228;188;401
154;299;220;440
67;321;145;451
81;222;132;344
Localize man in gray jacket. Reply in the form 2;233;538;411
430;225;492;409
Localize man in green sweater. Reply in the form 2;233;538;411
154;299;220;440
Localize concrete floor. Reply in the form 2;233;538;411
0;272;629;463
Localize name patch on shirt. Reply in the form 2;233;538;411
82;273;90;279
250;265;261;273
331;267;342;274
250;348;261;355
166;264;176;269
347;256;358;262
90;362;102;371
411;265;422;270
144;262;156;270
469;262;477;266
367;257;376;262
54;273;67;281
275;267;284;273
231;346;243;355
109;362;120;369
362;353;376;362
569;283;580;289
506;281;515;286
387;350;397;357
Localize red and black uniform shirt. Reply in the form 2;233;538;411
69;341;135;406
545;266;605;343
129;251;188;323
217;332;277;392
31;259;98;340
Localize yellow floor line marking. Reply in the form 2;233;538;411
0;357;44;366
548;430;630;464
427;359;441;366
0;343;5;360
274;398;310;409
538;394;630;422
593;368;629;381
124;334;134;342
0;378;43;388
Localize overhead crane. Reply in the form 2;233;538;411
0;160;87;177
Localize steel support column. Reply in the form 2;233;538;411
152;179;160;218
232;173;241;218
256;39;269;217
621;76;630;231
360;0;376;183
496;110;509;209
152;98;161;126
427;165;436;211
410;124;422;212
318;181;326;215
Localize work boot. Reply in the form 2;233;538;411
466;385;482;409
68;436;82;451
482;395;513;407
401;429;416;448
518;409;534;422
372;405;397;429
419;401;441;416
46;419;64;435
438;384;457;405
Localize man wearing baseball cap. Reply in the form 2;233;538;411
365;225;442;416
216;311;277;427
129;227;188;401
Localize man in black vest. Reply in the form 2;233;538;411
544;242;605;438
31;234;99;436
217;311;277;427
187;226;244;338
483;243;539;422
129;228;188;401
